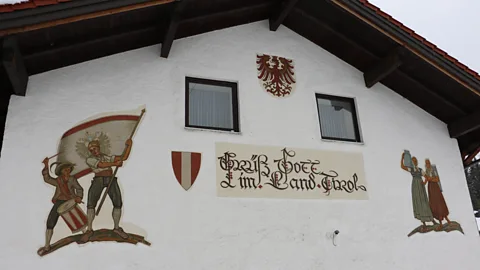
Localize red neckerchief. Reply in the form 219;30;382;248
57;175;73;199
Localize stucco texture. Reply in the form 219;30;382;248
0;21;478;269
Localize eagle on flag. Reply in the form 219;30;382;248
56;107;145;179
37;106;150;257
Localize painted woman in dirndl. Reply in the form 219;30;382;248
424;159;450;230
401;152;434;231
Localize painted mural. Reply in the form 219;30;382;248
171;151;202;191
216;142;368;200
401;150;464;237
37;106;149;257
256;53;296;98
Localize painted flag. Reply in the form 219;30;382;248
55;106;145;179
171;151;202;191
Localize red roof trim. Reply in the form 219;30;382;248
358;0;480;81
0;0;71;13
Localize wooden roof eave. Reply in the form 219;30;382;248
0;0;176;35
331;0;480;99
325;0;480;154
285;6;469;117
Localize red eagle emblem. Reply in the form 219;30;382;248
256;54;296;97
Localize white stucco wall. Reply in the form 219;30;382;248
1;21;479;269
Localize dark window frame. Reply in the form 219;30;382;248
315;93;362;143
185;76;240;132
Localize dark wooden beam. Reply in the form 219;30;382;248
464;146;480;166
0;0;175;36
395;69;467;116
460;139;480;158
335;0;480;99
24;24;164;75
178;2;274;39
449;110;480;138
0;94;9;158
160;0;189;58
286;8;467;116
1;36;28;96
0;85;10;158
22;2;274;74
269;0;301;31
364;47;403;88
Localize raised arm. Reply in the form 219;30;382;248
41;157;57;186
115;139;132;162
400;153;409;172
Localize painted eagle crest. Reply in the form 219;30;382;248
256;54;296;97
74;131;112;159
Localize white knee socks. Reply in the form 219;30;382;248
45;229;53;247
113;208;121;229
87;208;95;231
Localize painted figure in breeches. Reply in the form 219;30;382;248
40;158;83;254
80;138;132;242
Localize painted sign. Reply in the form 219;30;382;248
37;106;150;257
216;142;368;200
172;151;202;191
401;150;464;237
256;53;296;98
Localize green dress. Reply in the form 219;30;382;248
410;168;433;222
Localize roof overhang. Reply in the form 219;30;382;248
0;0;479;162
0;0;176;35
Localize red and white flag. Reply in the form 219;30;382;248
55;106;145;179
171;151;202;191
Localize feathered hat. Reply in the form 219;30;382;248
50;161;76;176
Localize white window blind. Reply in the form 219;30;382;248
316;95;360;142
188;82;234;130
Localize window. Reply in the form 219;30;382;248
185;77;239;132
315;93;361;142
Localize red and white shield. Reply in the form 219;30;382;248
171;151;202;191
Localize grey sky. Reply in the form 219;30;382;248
369;0;480;73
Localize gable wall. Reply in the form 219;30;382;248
0;21;478;269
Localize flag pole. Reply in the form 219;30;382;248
48;152;62;160
95;108;146;216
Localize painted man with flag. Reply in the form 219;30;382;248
36;107;149;257
80;138;132;242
